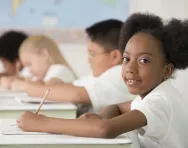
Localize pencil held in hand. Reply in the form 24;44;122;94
35;89;50;114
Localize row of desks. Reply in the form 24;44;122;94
0;93;132;148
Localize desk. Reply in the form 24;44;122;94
0;97;77;119
0;119;131;148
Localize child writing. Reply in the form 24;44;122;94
10;35;76;90
17;13;188;147
11;20;134;113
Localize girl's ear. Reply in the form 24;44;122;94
164;63;174;80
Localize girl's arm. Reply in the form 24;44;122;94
11;79;91;104
45;78;64;85
18;109;146;138
99;101;132;118
79;101;132;119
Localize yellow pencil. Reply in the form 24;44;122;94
35;89;50;114
11;89;50;127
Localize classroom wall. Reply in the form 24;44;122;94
59;43;92;78
130;0;188;19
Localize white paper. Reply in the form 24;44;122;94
0;119;131;145
1;119;49;135
15;96;59;104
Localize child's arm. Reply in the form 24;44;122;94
99;101;132;118
17;109;146;138
79;101;132;119
45;78;65;85
11;80;91;104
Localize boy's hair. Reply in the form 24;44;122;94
119;13;188;70
19;35;68;66
86;19;123;53
0;30;28;62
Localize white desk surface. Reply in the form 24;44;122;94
0;134;131;145
0;90;28;97
0;97;77;111
0;119;131;145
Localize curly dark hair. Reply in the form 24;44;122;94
0;30;28;63
119;13;188;70
86;19;123;53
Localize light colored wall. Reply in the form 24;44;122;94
59;43;92;78
130;0;188;19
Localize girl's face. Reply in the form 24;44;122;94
122;33;173;98
20;50;50;80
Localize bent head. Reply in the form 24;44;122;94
86;19;124;77
19;35;65;80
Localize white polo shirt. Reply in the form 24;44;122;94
44;64;76;83
73;65;134;112
129;79;188;148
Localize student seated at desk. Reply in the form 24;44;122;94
10;35;76;89
11;19;134;113
0;31;29;89
17;13;188;148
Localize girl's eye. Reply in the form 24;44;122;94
123;57;130;63
140;58;149;63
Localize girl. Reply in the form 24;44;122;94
16;13;188;148
10;35;76;92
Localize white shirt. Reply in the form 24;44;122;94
129;79;188;148
73;65;134;112
44;64;76;83
73;75;95;87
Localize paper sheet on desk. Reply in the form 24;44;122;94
15;96;59;104
1;119;50;135
0;119;131;145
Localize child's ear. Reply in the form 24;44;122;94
110;49;123;66
164;63;174;79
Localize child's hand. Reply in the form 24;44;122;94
11;79;28;91
79;112;103;119
17;111;46;132
0;76;14;90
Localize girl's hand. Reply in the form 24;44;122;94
17;111;46;132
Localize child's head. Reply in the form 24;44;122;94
0;30;28;75
86;19;123;77
120;13;188;98
19;35;68;80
